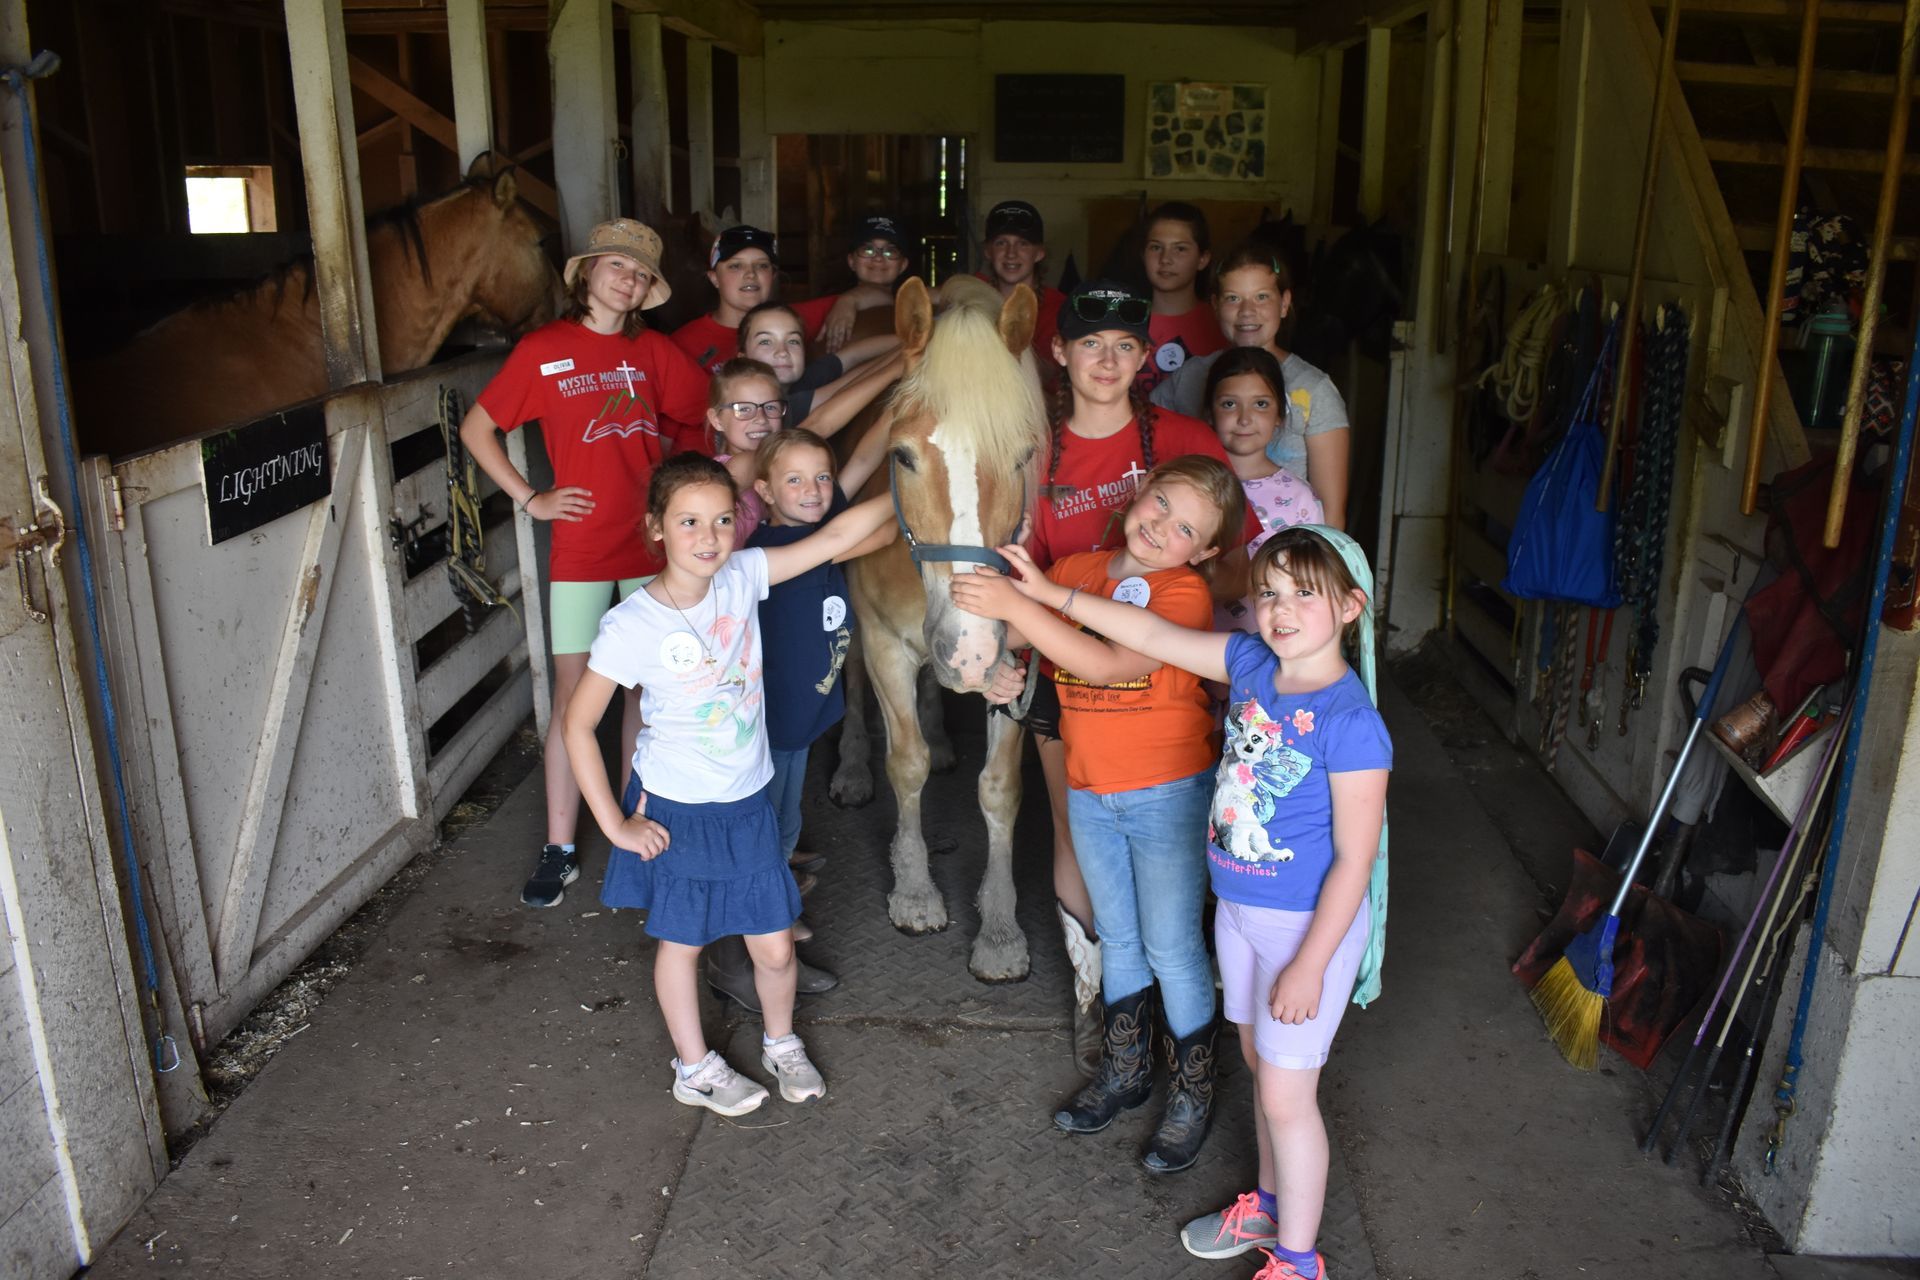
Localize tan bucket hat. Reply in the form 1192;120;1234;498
563;219;671;309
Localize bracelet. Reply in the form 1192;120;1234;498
1062;587;1079;616
517;490;539;513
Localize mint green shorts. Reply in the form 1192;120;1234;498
550;577;650;655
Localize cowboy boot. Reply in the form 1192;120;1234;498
704;935;840;1013
1058;903;1104;1078
1141;1018;1218;1174
1053;986;1155;1134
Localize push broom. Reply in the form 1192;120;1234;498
1530;617;1739;1069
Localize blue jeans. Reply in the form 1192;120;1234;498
768;746;809;857
1067;769;1216;1038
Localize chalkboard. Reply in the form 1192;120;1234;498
201;403;332;545
994;74;1127;165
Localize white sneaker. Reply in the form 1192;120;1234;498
671;1051;768;1116
760;1034;827;1103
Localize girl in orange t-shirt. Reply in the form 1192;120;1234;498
952;455;1246;1176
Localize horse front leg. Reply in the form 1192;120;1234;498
918;665;957;774
970;705;1031;982
868;631;946;935
829;630;875;807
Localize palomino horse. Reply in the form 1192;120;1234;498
847;276;1045;982
76;155;559;456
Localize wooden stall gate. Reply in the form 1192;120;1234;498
79;353;534;1079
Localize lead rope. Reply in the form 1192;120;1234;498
2;52;176;1073
439;387;516;631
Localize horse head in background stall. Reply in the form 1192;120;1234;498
74;153;561;457
846;274;1047;982
1292;219;1407;369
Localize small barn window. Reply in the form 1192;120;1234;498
184;165;277;234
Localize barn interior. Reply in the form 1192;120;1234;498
0;0;1918;1276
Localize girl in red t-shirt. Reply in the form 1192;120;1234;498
460;219;709;911
1023;277;1242;1078
1137;202;1227;399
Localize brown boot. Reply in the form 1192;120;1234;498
1058;903;1103;1077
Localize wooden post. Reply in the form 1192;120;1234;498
284;0;381;388
548;0;618;254
447;0;495;169
1312;47;1342;230
738;53;773;229
1359;24;1393;223
1475;0;1523;254
629;12;672;218
686;36;716;219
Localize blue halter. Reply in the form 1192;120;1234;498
888;452;1016;576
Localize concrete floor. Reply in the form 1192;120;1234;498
82;657;1906;1279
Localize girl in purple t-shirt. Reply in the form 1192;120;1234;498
975;525;1389;1280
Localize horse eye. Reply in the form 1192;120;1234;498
892;447;917;471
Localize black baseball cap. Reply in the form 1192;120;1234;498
710;225;778;269
854;214;908;251
984;200;1044;243
1056;278;1154;343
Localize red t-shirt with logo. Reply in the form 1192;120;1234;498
670;295;839;372
1135;305;1229;397
478;321;709;581
1025;409;1255;570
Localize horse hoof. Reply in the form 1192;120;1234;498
969;933;1031;984
888;890;950;936
828;769;874;808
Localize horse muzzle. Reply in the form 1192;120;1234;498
925;591;1009;693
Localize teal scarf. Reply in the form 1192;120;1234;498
1297;525;1390;1009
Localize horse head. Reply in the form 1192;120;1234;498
886;276;1047;692
459;153;563;334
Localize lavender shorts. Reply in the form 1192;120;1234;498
1217;896;1371;1070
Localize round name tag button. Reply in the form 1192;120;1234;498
660;632;703;673
822;595;848;631
1113;576;1152;607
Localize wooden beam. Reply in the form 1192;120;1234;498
1676;59;1920;95
284;0;381;388
1702;136;1920;174
1312;46;1342;229
738;53;772;228
447;0;495;168
685;35;715;219
1295;0;1430;53
1359;24;1393;222
615;0;762;55
549;0;619;252
1675;0;1905;24
630;12;671;217
346;53;560;216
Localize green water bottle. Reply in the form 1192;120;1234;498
1782;301;1857;431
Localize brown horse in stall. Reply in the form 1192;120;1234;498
75;156;560;456
847;276;1046;981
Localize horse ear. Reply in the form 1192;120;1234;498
491;167;519;210
997;283;1038;356
897;277;934;367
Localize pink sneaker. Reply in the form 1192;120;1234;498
1179;1191;1278;1259
1250;1248;1330;1280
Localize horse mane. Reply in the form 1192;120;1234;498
892;288;1046;461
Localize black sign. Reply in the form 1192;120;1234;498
994;74;1127;165
201;404;332;545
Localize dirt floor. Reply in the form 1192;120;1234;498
79;644;1920;1279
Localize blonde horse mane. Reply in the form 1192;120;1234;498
891;282;1046;458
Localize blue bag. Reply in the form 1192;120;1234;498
1501;325;1623;608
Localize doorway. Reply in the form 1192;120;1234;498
774;134;970;300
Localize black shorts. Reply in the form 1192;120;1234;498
1024;673;1062;741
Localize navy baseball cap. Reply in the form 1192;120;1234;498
854;214;908;251
984;200;1044;243
710;225;778;269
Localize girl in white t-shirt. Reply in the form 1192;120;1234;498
563;454;894;1117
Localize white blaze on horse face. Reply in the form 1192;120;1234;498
928;425;1001;690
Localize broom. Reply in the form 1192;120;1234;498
1530;618;1740;1068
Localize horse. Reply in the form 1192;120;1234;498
846;275;1046;982
75;155;560;456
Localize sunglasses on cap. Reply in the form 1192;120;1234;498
1070;294;1152;326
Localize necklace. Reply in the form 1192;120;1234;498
658;579;717;667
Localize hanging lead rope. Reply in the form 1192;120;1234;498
439;387;517;632
1614;305;1690;721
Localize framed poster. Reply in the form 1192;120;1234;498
1146;81;1267;180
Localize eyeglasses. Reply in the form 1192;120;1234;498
855;245;902;260
1070;294;1152;326
725;400;788;420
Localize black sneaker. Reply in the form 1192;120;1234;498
520;844;580;907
